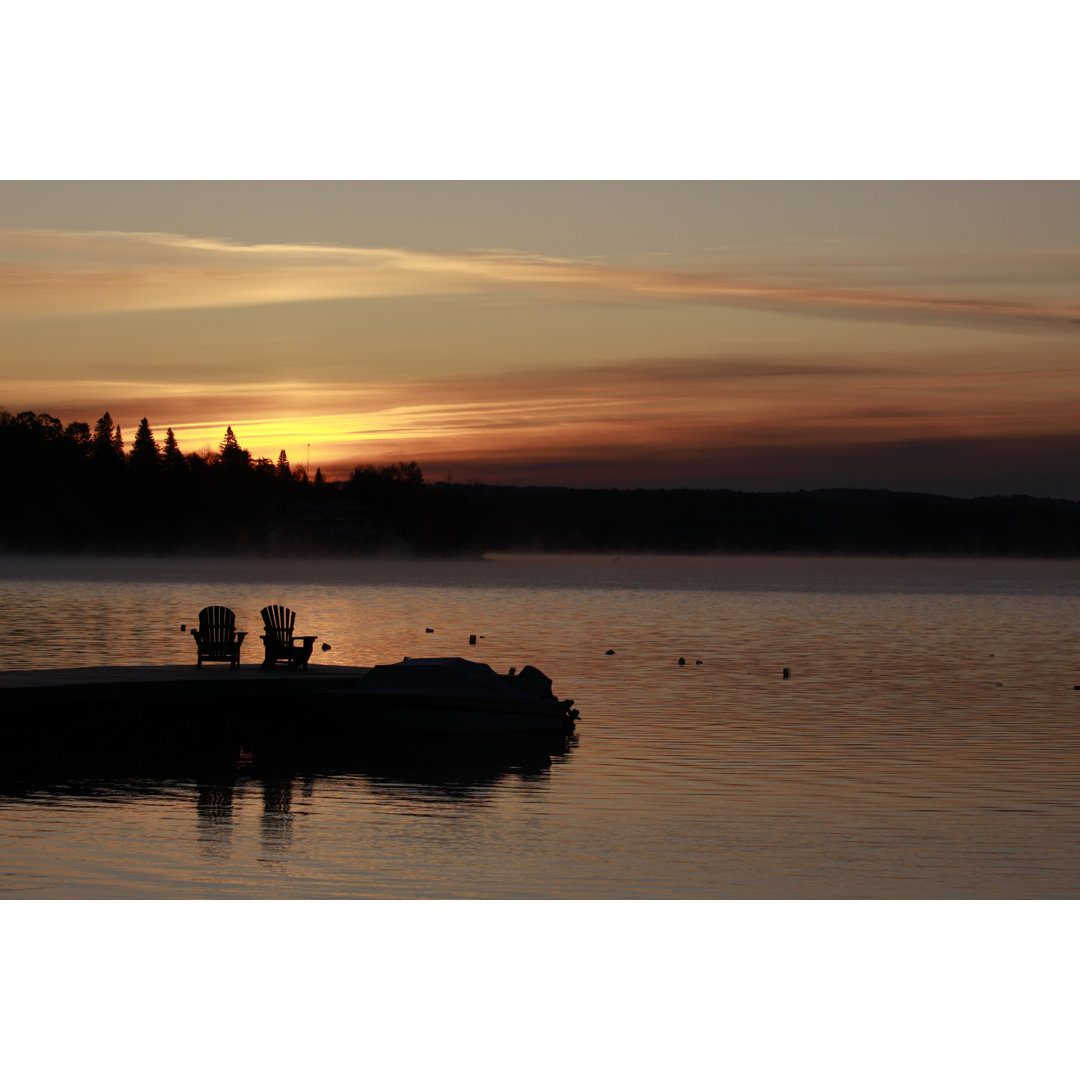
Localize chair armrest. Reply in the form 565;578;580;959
236;631;248;643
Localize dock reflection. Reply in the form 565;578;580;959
196;775;235;857
1;735;577;866
259;773;294;856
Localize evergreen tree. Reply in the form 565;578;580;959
130;417;159;473
219;425;239;454
92;412;124;482
92;412;115;456
314;467;325;486
276;449;291;480
218;425;250;471
90;411;124;501
162;427;185;470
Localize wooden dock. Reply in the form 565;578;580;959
0;662;372;702
0;662;575;783
0;663;374;778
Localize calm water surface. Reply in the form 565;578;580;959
1;553;1078;898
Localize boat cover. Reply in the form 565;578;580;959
360;657;552;701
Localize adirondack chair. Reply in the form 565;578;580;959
191;605;247;668
259;605;317;670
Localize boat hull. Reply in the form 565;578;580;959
316;688;577;738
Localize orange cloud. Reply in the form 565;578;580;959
122;354;1080;484
7;322;1080;496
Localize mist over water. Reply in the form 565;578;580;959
1;553;1078;898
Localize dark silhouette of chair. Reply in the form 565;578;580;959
259;605;317;670
191;606;246;668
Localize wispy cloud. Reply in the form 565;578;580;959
7;347;1080;496
2;227;1079;334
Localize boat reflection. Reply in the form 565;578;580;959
357;737;568;805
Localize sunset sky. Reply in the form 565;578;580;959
2;180;1079;496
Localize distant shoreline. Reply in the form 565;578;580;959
2;483;1079;560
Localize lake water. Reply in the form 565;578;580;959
1;552;1079;898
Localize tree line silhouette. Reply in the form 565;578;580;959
0;408;450;554
3;406;1080;557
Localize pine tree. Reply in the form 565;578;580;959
92;412;115;455
130;417;159;474
276;449;291;480
162;427;185;470
218;425;250;471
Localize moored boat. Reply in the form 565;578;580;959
316;656;578;738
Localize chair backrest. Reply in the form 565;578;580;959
261;605;296;645
198;605;237;645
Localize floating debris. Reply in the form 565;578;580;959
605;649;615;655
783;668;791;679
696;660;703;665
678;657;686;666
469;635;477;645
321;642;331;652
425;627;434;633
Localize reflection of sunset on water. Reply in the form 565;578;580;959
3;553;1079;899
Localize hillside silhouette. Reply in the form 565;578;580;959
2;408;1079;558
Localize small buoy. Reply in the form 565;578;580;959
678;657;686;666
180;624;186;632
605;649;615;655
783;668;791;679
469;634;476;645
321;642;331;652
425;627;434;633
